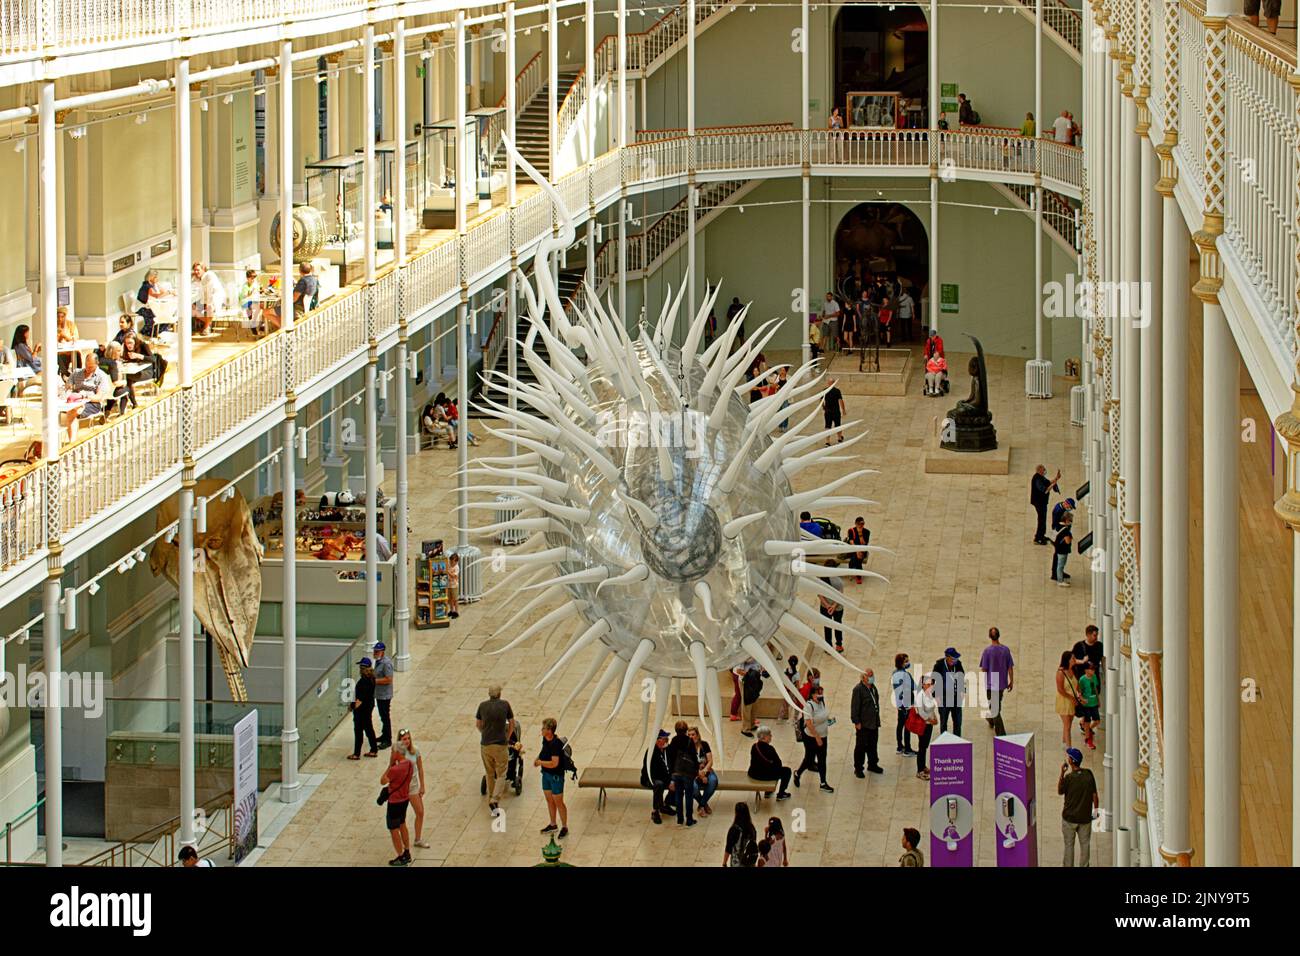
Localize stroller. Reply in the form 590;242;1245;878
480;721;525;797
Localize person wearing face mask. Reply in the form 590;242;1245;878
932;648;966;737
795;684;834;793
850;669;883;777
913;676;940;780
891;653;916;757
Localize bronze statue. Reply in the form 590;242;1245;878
940;335;997;452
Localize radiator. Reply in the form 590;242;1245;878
1025;359;1053;399
494;493;529;546
1070;385;1087;427
453;544;483;603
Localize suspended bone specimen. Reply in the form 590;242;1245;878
468;136;885;763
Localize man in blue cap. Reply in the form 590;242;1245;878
373;641;395;749
932;647;966;736
1052;496;1076;532
1058;747;1099;866
641;729;674;825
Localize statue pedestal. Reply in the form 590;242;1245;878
924;444;1011;475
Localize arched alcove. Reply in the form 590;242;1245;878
833;5;929;128
833;201;928;335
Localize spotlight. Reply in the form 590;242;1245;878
223;486;236;502
166;527;177;544
13;139;24;153
196;497;208;534
63;595;76;631
316;73;327;84
124;557;136;570
738;206;745;213
199;99;209;111
355;65;363;75
420;50;433;60
134;113;147;125
994;208;999;215
355;394;364;406
88;580;100;596
299;428;309;459
222;93;234;105
68;126;87;139
134;549;146;562
116;561;129;574
408;353;418;377
19;628;29;644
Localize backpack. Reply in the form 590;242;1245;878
731;828;759;867
558;736;578;779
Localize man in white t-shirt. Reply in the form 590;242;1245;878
1052;111;1072;144
820;293;841;354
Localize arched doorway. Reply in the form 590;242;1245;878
833;5;929;128
833;201;928;337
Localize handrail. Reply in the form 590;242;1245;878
3;795;44;865
635;122;794;143
78;789;235;868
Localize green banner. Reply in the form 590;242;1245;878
940;283;959;314
940;83;959;116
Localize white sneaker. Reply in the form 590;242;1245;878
1057;580;1071;588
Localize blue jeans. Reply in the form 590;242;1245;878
1053;553;1068;580
695;771;718;810
670;775;695;823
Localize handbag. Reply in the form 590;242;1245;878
376;786;390;806
904;707;927;736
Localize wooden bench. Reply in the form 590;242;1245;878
578;766;779;811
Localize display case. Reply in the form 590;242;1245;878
846;91;902;129
415;543;451;629
419;119;479;229
468;107;507;201
251;493;398;559
359;139;421;250
304;154;365;283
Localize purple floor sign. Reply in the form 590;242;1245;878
928;732;973;866
993;732;1038;866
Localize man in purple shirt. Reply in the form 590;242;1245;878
978;626;1014;736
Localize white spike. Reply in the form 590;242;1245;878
571;653;629;739
700;303;748;369
688;641;711;725
459;516;576;541
715;422;762;494
559;645;611;719
698;314;745;397
502;489;591;524
694;581;721;622
722;510;768;539
617;490;661;529
777;613;863;670
643;674;673;780
481;544;578;567
463;464;565;496
783;469;874;512
802;496;880;510
749;359;822;420
606;637;656;722
595;562;650;595
490;584;565;637
641;335;684;409
764;538;879;558
720;318;783;386
781;436;866;478
536;618;612;688
742;635;808;717
481;563;546;599
479;425;567;465
680;282;722;374
787;422;869;457
471;451;541;467
751;407;823;472
522;566;610;591
474;397;561;442
797;575;878;617
751;384;832;438
794;564;891;584
704;666;725;762
490;600;586;655
786;598;876;645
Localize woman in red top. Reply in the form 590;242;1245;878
380;750;414;866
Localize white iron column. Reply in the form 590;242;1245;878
687;0;697;313
278;38;301;802
507;1;519;466
364;24;380;646
175;57;198;843
1197;0;1238;867
586;0;596;289
928;0;938;334
457;11;470;550
394;16;411;673
800;0;810;366
617;0;628;320
1031;0;1045;379
38;79;62;868
1158;151;1191;865
548;0;558;184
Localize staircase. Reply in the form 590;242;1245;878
480;263;582;397
994;182;1081;255
514;67;582;180
1007;0;1083;63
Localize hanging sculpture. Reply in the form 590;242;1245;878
150;479;264;702
468;137;886;759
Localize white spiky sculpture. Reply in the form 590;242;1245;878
468;137;887;764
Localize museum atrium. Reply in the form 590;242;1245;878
0;0;1292;873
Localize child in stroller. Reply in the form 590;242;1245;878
481;721;525;797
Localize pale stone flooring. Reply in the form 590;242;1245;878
255;347;1109;867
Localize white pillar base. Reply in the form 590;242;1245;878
1069;384;1086;426
1025;359;1053;399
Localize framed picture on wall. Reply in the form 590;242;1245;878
846;91;901;130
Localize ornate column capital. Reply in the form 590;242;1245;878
1273;385;1300;529
1154;142;1178;196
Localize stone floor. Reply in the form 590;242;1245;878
253;345;1109;867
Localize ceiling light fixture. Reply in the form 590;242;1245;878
199;99;209;111
134;113;147;125
88;580;100;596
222;93;234;105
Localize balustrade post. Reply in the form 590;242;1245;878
1271;21;1300;871
364;21;380;650
37;78;63;867
393;15;411;674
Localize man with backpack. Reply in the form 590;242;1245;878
665;720;700;827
